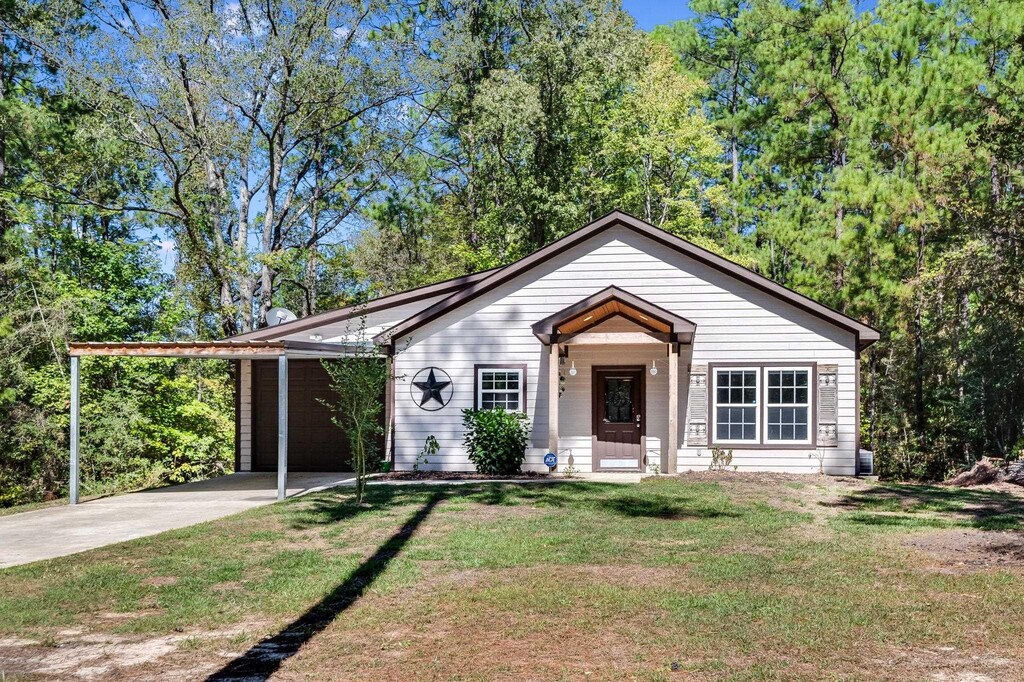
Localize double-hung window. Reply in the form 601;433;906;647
711;365;814;446
713;369;759;443
476;366;526;412
765;368;811;443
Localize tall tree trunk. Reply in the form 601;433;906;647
0;41;10;242
913;228;926;440
833;148;847;304
868;350;877;451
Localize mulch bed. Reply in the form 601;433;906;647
374;471;551;482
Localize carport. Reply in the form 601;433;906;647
67;340;383;503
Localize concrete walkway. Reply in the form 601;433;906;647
0;473;356;569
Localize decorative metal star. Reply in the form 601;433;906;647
413;368;451;407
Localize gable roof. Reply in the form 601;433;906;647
531;285;696;345
376;211;880;349
227;266;503;342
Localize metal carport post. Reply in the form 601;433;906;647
276;354;288;500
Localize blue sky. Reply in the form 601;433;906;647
622;0;694;30
622;0;881;30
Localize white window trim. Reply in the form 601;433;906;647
763;366;814;445
711;367;760;444
475;366;526;413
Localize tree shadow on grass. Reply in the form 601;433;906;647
458;481;739;521
830;484;1024;531
206;491;447;681
458;481;618;509
598;494;741;520
283;484;449;530
286;480;740;532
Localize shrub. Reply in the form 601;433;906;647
322;355;388;503
461;409;531;475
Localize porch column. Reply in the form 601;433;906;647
667;344;679;474
277;354;288;500
384;353;395;465
70;355;80;505
548;343;559;455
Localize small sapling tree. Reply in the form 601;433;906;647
321;324;389;503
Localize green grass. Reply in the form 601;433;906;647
0;478;1021;680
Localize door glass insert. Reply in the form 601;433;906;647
604;377;634;423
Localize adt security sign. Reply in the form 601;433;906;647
543;452;558;469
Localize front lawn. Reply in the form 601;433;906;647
0;475;1022;680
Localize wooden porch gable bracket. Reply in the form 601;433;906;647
531;285;697;346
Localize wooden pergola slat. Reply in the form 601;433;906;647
68;340;370;358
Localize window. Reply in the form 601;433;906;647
476;366;526;412
709;364;816;446
713;369;758;442
766;369;811;443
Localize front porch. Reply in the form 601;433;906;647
532;286;695;474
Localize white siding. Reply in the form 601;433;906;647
555;344;673;474
393;225;859;475
237;296;449;471
239;360;252;471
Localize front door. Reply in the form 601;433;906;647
593;367;644;471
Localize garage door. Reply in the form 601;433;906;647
252;360;381;472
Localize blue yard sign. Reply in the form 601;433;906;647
543;452;558;468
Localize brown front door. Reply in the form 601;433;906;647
593;367;644;472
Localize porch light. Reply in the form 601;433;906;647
650;359;658;376
309;334;323;342
568;360;578;377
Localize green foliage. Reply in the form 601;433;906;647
357;0;727;291
461;409;531;475
3;0;1023;496
658;0;1024;480
414;436;439;473
0;0;234;505
321;353;389;503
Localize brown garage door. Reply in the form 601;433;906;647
252;360;378;472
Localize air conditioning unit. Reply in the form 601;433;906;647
858;449;874;476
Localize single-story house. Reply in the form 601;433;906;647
68;211;878;501
235;210;877;475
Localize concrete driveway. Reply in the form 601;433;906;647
0;473;355;569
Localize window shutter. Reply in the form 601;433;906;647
817;364;838;447
685;364;708;446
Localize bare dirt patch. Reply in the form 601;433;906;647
870;644;1020;682
903;529;1024;573
572;563;685;587
666;471;869;536
964;481;1024;498
0;622;269;681
664;470;863;486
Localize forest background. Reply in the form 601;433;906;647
2;0;1021;505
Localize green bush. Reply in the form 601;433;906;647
461;409;531;475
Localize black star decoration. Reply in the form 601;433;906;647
414;369;451;407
